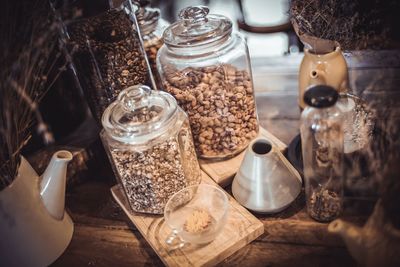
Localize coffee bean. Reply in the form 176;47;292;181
161;64;259;158
68;9;149;123
143;37;163;89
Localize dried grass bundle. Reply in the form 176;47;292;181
290;0;400;50
0;1;66;190
372;111;400;229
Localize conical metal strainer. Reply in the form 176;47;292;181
232;138;302;213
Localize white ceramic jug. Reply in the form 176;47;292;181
0;151;74;267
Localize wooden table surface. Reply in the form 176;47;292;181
48;55;383;266
49;94;364;267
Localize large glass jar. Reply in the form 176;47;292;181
300;85;344;222
134;0;169;89
101;85;202;214
53;0;153;124
157;6;259;159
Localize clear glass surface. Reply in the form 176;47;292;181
157;6;259;159
54;0;152;124
136;3;168;90
300;105;344;222
101;86;201;214
164;184;229;248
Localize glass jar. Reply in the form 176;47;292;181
101;85;202;214
53;0;153;124
134;0;169;89
157;6;259;159
300;85;344;222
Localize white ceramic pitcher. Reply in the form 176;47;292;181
0;151;74;267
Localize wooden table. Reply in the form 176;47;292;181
48;53;394;266
48;94;364;267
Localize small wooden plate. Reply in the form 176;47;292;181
111;172;264;267
199;127;292;187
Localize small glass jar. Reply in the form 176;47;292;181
157;6;259;159
101;85;202;214
134;1;169;89
53;0;153;124
300;85;344;222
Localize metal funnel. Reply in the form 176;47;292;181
232;138;302;213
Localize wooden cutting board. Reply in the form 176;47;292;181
199;127;289;187
111;171;264;267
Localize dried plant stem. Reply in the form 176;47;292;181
9;80;54;145
0;1;66;190
290;0;400;50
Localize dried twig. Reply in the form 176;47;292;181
290;0;400;50
0;1;66;189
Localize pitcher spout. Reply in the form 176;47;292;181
40;150;73;220
309;69;326;85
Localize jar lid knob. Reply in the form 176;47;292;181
178;6;209;23
118;85;150;111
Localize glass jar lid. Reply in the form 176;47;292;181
163;6;232;48
134;1;160;35
102;85;178;143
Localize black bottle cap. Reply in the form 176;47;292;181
303;85;339;108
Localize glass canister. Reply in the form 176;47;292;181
300;85;344;222
134;0;169;89
101;85;202;214
53;0;153;124
157;6;259;159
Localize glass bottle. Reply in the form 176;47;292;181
300;85;344;222
101;85;201;214
52;0;153;124
134;0;169;89
157;6;259;159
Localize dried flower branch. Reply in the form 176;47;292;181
0;1;67;190
290;0;400;50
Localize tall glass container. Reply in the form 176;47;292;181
101;85;201;214
300;85;344;222
134;0;169;89
157;6;259;159
52;0;153;124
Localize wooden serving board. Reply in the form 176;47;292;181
199;127;290;187
111;172;264;267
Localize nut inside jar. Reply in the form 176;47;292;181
162;64;259;158
143;37;163;89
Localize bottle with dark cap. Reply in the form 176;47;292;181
300;85;344;222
